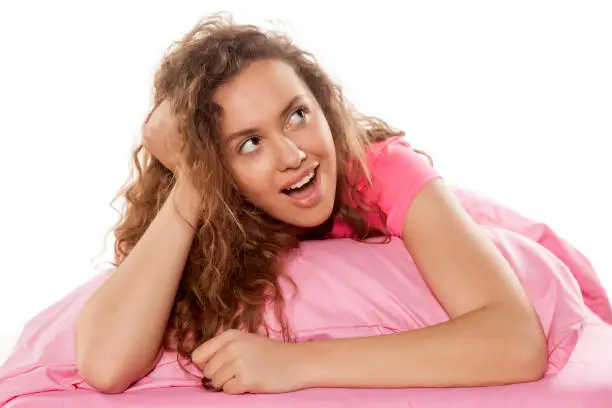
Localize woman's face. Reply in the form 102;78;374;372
214;59;337;228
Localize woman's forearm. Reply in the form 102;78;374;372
75;181;201;394
295;304;547;389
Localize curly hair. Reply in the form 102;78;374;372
109;12;431;388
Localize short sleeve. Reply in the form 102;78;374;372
369;137;442;237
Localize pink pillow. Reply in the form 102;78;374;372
269;231;586;376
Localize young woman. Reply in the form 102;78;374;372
74;13;547;395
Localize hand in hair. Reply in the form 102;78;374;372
142;99;182;172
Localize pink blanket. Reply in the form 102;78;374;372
3;314;611;408
1;187;611;407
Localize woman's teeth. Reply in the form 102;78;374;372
287;169;315;190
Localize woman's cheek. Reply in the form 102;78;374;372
233;157;277;197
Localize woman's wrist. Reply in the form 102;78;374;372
171;180;202;226
289;340;334;390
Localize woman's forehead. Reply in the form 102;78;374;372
214;60;311;132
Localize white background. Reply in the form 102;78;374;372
1;1;611;363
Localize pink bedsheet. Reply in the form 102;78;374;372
1;187;611;407
3;312;612;407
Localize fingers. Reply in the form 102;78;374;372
141;98;181;171
191;330;239;368
223;376;247;395
202;341;236;379
190;330;255;394
209;359;238;390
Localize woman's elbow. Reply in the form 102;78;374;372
77;358;132;394
87;377;131;395
505;322;548;384
516;336;548;382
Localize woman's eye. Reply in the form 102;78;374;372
287;107;309;127
238;137;261;154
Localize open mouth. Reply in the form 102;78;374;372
281;166;318;196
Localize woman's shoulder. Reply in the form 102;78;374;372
363;136;435;180
370;135;408;148
364;135;408;159
356;136;442;237
330;134;440;238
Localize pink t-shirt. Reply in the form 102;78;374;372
330;136;442;238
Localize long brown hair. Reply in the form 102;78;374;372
109;12;428;387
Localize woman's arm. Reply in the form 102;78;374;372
294;179;547;388
75;99;197;394
75;180;201;394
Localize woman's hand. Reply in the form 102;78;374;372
142;99;181;172
190;330;304;395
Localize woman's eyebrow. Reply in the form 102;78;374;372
225;94;307;141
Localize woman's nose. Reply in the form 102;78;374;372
275;136;305;171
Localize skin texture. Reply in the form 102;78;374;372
214;59;337;228
184;59;548;394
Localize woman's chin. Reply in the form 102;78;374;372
281;204;335;229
